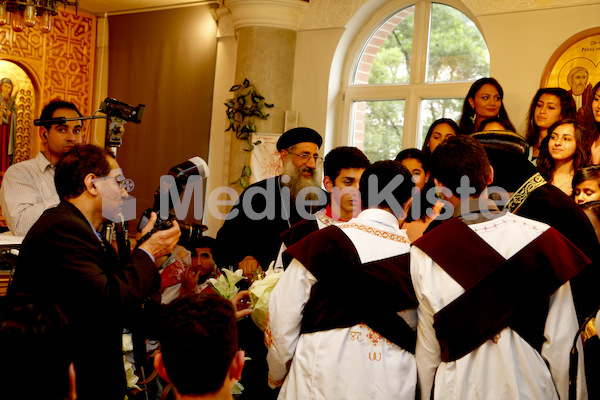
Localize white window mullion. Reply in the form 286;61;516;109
404;1;431;149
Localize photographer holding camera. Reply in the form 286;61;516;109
10;144;180;400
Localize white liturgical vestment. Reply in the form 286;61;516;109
266;208;417;400
410;212;587;400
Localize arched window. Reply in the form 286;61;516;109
344;1;489;161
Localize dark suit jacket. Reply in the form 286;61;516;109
11;201;160;400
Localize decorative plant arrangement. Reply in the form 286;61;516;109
225;79;274;188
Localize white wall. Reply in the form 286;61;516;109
480;2;600;134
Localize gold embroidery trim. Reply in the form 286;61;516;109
503;172;546;214
582;318;598;343
268;375;285;387
315;211;337;227
338;223;410;243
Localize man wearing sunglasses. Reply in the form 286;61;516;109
0;100;83;236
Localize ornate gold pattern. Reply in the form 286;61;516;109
264;312;274;348
43;9;95;131
0;26;44;60
503;173;546;214
582;318;597;343
315;211;338;227
14;86;34;163
339;222;411;243
268;374;285;388
365;325;383;346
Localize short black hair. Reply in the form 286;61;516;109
159;294;238;396
359;160;413;217
39;100;82;131
0;295;72;400
55;144;112;200
432;135;491;197
323;146;370;181
184;236;217;253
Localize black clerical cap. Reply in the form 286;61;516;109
276;127;323;152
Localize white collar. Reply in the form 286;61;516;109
353;208;400;231
35;151;54;172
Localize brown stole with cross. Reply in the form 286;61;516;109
413;217;591;362
285;225;418;353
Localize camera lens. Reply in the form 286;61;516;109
177;221;208;247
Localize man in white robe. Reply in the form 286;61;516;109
411;135;589;400
266;160;418;400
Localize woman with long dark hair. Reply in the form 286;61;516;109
537;119;590;196
458;77;515;134
524;87;576;163
395;148;443;241
421;118;460;159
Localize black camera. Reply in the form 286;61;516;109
137;157;209;248
138;209;207;247
101;98;145;124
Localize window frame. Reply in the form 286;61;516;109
340;0;487;150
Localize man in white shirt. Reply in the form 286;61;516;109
267;160;417;400
0;100;83;236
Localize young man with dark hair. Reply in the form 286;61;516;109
267;160;418;399
410;135;590;400
0;99;84;236
11;144;181;400
322;146;370;222
154;294;245;400
0;295;76;400
275;146;370;270
160;236;222;303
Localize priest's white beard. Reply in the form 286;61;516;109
282;158;322;202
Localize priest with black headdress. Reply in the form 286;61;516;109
216;127;327;278
215;127;327;400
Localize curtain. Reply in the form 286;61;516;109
108;5;217;231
